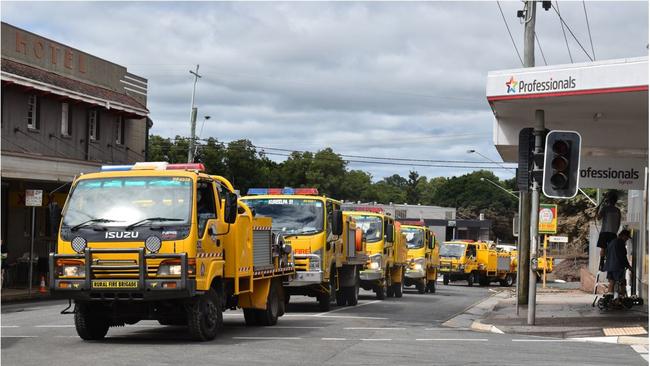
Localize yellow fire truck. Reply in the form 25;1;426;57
50;163;294;341
439;240;516;287
400;221;439;294
344;209;407;299
241;189;367;310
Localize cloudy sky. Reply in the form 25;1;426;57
2;1;647;181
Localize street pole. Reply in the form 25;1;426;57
528;109;545;325
28;207;35;295
187;64;202;163
517;0;536;309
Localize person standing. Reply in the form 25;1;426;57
597;191;621;271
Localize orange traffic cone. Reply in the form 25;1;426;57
39;276;47;294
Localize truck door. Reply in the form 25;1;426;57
196;180;220;252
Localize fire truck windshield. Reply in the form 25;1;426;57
62;177;193;228
242;198;324;235
402;227;424;249
351;215;383;243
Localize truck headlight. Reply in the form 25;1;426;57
368;255;382;270
413;258;425;271
62;265;85;277
309;257;321;271
458;264;465;270
157;263;182;276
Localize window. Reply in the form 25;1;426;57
27;95;39;130
88;110;99;141
61;103;71;136
196;181;217;236
115;116;125;145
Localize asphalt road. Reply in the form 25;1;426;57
1;284;645;366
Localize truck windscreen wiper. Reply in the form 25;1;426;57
70;218;122;232
125;217;184;231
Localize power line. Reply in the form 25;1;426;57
552;2;594;62
555;1;574;63
496;1;524;67
582;0;596;60
534;31;548;66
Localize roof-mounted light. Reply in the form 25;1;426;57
246;187;320;196
167;163;205;171
101;165;134;172
132;162;168;170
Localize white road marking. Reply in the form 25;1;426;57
1;335;37;338
0;325;20;328
512;339;567;342
314;300;381;316
344;327;405;330
322;338;347;341
273;326;324;329
35;325;74;328
282;314;387;320
360;338;392;341
232;336;302;340
55;336;79;338
416;338;488;342
423;328;471;331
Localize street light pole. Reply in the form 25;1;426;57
480;177;519;199
187;65;202;163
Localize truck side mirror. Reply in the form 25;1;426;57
428;236;435;250
332;210;343;236
385;223;394;242
223;192;238;224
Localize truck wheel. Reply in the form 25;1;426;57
386;283;395;298
74;303;109;340
187;288;223;341
243;308;258;326
427;280;437;294
467;274;474;287
256;281;281;326
443;275;449;285
416;281;426;294
479;275;490;287
284;293;291;306
500;275;514;287
336;290;346;306
375;281;386;300
277;283;287;317
345;282;359;306
394;277;404;298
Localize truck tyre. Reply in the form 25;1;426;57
74;303;109;340
336;290;346;306
375;281;386;300
467;273;474;287
427;279;436;294
284;293;291;306
277;282;287;317
243;308;258;326
345;282;359;306
187;288;223;341
416;281;426;294
256;281;280;326
386;283;395;298
443;275;449;285
479;275;490;287
394;277;404;298
500;274;514;287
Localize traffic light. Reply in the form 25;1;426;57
542;130;582;199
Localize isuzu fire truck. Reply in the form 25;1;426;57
400;221;440;294
50;162;294;341
242;189;367;310
344;209;408;299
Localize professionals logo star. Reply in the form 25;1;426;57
505;76;518;93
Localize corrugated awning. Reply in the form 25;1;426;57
1;58;148;117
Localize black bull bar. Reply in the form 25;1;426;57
49;248;196;301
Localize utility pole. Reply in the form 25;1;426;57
516;0;536;309
187;64;202;163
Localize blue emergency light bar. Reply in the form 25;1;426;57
246;187;319;196
100;165;134;171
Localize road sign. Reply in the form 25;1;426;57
538;204;557;234
25;189;43;207
548;235;568;243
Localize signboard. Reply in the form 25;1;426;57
548;235;568;243
579;157;646;191
25;189;43;207
538;204;557;234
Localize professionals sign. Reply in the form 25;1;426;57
538;204;557;234
579;157;646;190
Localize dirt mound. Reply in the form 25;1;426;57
551;256;588;282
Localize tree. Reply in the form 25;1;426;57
305;148;347;197
406;170;421;204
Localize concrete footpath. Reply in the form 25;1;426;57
443;286;649;347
